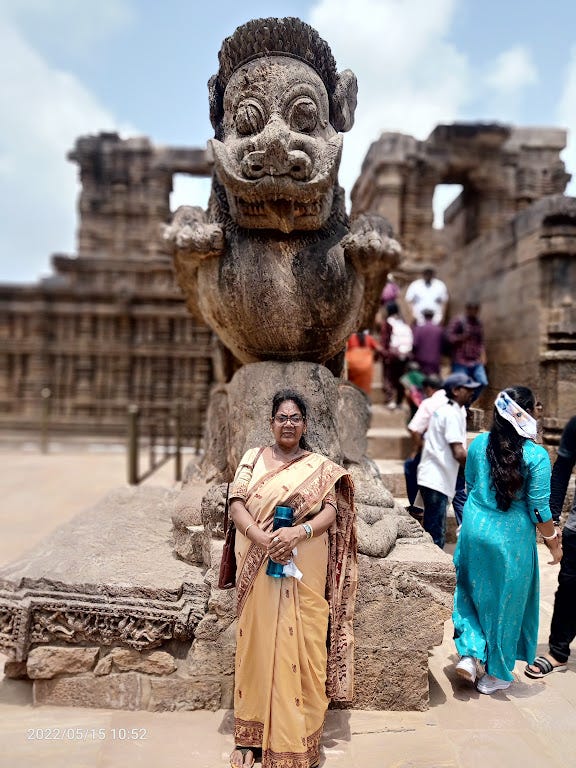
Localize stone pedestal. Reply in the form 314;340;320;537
0;479;454;713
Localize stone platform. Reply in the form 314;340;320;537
0;479;454;712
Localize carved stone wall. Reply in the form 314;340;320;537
351;122;574;436
351;124;570;266
443;195;576;440
0;133;215;437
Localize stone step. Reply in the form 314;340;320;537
373;458;406;497
367;427;412;460
370;404;409;429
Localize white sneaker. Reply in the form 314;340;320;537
476;673;511;694
455;655;477;683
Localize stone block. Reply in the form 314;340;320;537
109;648;177;675
27;646;99;679
350;545;454;710
3;659;28;679
201;483;228;539
187;622;236;677
337;381;370;462
148;676;222;711
94;655;113;676
33;672;143;710
171;482;207;527
352;648;429;711
0;486;210;664
172;524;204;565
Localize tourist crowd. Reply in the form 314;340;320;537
345;265;488;413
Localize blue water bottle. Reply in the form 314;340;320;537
266;505;294;578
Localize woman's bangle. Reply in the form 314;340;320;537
244;522;257;538
301;522;313;540
542;530;559;541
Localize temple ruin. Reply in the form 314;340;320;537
0;133;215;439
352;123;576;440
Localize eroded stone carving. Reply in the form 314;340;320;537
164;17;399;372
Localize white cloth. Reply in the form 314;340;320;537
495;391;538;439
417;400;467;498
283;550;303;580
408;389;448;435
405;277;448;325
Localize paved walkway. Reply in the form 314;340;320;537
0;449;575;767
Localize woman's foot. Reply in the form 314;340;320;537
230;747;255;767
525;654;568;679
455;655;477;683
476;673;511;694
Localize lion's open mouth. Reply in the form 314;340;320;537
236;198;323;218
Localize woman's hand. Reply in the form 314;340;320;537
267;526;304;564
544;535;563;565
249;528;274;553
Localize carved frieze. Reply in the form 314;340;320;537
0;589;206;662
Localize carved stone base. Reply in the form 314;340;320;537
0;364;455;712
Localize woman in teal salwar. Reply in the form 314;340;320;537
453;386;563;694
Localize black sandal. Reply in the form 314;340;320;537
524;655;567;679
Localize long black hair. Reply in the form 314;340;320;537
271;389;309;449
487;385;535;511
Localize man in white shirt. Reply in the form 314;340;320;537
407;377;447;447
405;266;448;325
417;373;479;547
404;375;445;510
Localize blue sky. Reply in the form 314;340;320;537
1;0;575;283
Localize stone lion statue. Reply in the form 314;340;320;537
163;17;399;375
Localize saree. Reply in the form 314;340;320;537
230;447;357;768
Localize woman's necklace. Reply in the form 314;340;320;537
272;444;301;463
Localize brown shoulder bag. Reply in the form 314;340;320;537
217;448;265;589
218;483;236;589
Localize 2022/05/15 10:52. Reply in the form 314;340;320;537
26;727;148;740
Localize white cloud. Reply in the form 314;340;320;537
557;45;576;196
0;16;132;283
484;45;538;94
2;0;133;54
307;0;470;203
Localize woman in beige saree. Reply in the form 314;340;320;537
228;390;357;768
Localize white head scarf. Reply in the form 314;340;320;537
494;391;538;440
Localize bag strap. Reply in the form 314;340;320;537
223;482;231;535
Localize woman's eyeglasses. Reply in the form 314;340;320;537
274;414;303;424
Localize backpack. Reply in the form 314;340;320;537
388;317;413;359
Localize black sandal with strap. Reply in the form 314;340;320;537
524;655;567;679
